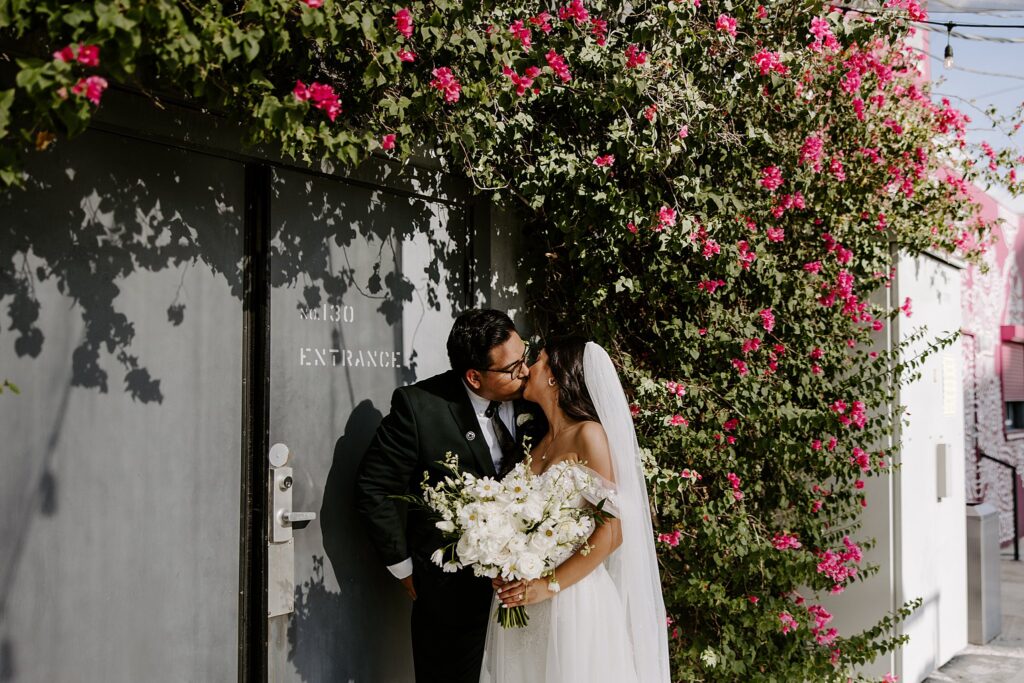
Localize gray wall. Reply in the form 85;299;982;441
0;131;244;682
0;89;526;683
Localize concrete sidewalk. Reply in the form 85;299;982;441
925;559;1024;683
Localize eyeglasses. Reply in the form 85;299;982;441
478;342;532;381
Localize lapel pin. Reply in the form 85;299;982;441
466;430;477;441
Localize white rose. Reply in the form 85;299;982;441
506;533;529;554
436;520;456;533
518;496;545;524
529;524;559;553
457;533;480;564
516;553;544;580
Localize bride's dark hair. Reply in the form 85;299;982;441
545;336;600;423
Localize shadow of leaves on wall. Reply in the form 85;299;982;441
0;129;469;402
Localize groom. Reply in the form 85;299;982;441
356;309;544;683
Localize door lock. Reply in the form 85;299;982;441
267;443;317;617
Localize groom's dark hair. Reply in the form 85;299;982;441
448;309;517;375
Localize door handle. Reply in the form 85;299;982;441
280;510;316;524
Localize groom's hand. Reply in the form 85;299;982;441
400;575;417;600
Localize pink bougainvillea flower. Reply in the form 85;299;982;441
293;80;341;121
901;297;913;317
829;156;846;181
732;359;749;376
593;154;615;167
54;43;100;67
666;414;689;427
309;83;341;120
716;14;738;37
394;7;414;38
697;279;726;294
850;447;871;472
885;0;926;21
53;45;76;62
753;50;788;76
302;0;323;7
381;134;396;150
503;66;538;97
760;165;784;191
644;104;658;121
760;308;775;332
545;50;572;82
77;45;100;67
666;381;687;396
772;532;802;550
70;75;108;105
624;44;648;69
657;205;677;229
779;612;799;634
757;5;767;18
509;19;532;50
882;674;899;683
627;222;638;234
808;16;839;53
589;16;608;45
766;227;785;242
397;49;416;62
737;240;757;269
741;338;761;354
529;11;553;33
678;125;689;139
726;472;743;500
558;0;590;25
430;67;462;102
293;81;311;101
657;530;681;547
800;134;824;171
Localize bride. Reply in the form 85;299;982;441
478;337;671;683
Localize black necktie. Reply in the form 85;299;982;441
485;400;519;477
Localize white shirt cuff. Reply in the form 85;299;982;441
387;558;414;580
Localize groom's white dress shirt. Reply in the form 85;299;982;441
386;383;516;580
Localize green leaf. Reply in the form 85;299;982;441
0;89;14;139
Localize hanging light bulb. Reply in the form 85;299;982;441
944;22;955;69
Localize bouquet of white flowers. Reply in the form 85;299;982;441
419;452;615;628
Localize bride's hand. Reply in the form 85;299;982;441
497;579;555;607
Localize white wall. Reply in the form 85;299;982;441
896;253;968;681
828;252;967;682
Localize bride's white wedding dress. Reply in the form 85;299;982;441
478;343;671;683
478;463;639;683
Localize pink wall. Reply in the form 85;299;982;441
961;183;1024;543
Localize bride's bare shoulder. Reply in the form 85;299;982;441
571;420;612;477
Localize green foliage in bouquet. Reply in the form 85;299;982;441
2;0;1021;679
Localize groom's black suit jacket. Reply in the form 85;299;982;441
355;370;544;683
